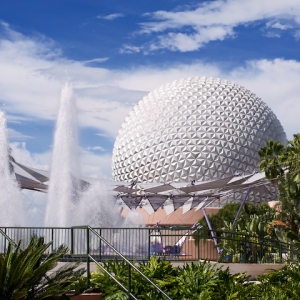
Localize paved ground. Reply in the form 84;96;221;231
48;260;285;280
48;261;188;277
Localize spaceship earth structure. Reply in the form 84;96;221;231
112;77;287;183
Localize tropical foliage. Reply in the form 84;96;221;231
255;263;300;300
259;133;300;181
91;257;300;300
0;236;85;300
91;258;252;300
209;134;300;259
276;173;300;241
259;133;300;243
224;203;278;240
196;202;276;239
259;140;285;181
193;201;288;263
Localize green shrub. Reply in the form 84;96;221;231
92;258;255;300
0;236;85;300
91;258;300;300
91;260;131;298
91;257;178;299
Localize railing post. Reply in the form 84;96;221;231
128;264;131;299
148;228;151;260
99;229;102;261
279;242;282;264
4;228;7;255
259;238;263;264
71;227;74;255
197;229;200;260
51;228;54;253
244;235;247;263
87;227;90;285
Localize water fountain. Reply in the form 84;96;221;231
0;111;26;227
44;82;80;227
44;81;144;229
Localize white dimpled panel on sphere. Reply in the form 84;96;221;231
112;77;287;183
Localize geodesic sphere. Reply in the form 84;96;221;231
112;77;287;183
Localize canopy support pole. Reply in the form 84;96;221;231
202;208;221;254
232;187;251;227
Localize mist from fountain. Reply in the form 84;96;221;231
44;82;80;227
0;111;26;226
74;181;123;227
123;210;146;227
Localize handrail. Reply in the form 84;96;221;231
0;228;17;247
71;225;173;300
88;254;138;300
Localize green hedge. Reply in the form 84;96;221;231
88;257;300;300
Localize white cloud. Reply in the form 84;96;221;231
0;23;146;138
155;26;234;52
82;57;109;65
0;24;63;120
86;146;105;151
21;189;47;227
10;142;50;170
6;114;32;124
97;13;124;21
294;31;300;40
266;21;293;30
81;150;113;179
9;141;114;179
138;0;300;52
263;31;281;38
76;85;146;136
7;128;33;140
117;62;222;91
120;44;142;54
96;132;110;137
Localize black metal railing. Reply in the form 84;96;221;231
0;226;299;264
214;230;298;264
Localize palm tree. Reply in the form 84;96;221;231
284;134;300;182
0;236;85;299
258;140;285;184
277;173;300;241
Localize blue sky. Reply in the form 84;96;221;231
1;0;300;180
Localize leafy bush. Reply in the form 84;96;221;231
195;201;282;264
69;276;99;295
91;257;300;299
257;263;300;285
91;258;255;300
91;257;178;299
0;236;85;300
254;263;300;299
91;259;131;298
195;202;277;242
